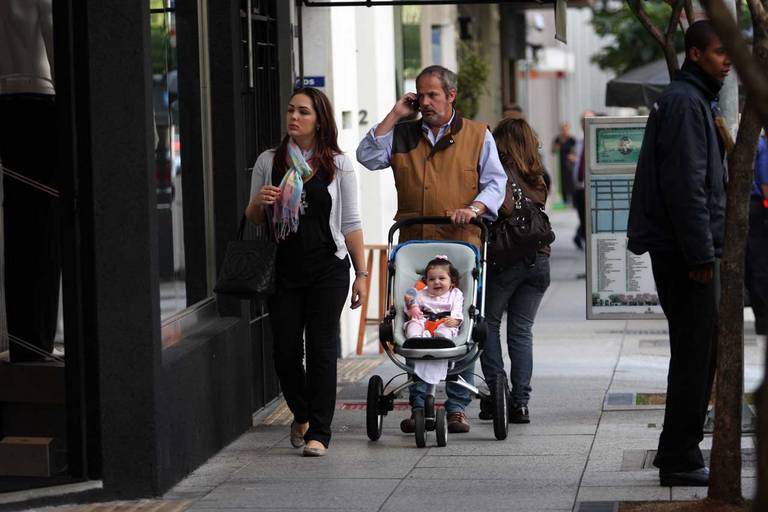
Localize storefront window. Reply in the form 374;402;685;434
151;0;187;320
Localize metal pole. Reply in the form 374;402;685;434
297;0;304;86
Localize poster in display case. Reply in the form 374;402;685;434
585;116;664;320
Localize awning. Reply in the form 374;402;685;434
604;54;682;108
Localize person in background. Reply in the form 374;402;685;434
551;122;576;204
245;87;367;457
503;104;525;120
747;132;768;337
569;110;594;251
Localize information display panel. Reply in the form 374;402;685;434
585;116;664;320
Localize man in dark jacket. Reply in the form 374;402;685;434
627;20;731;488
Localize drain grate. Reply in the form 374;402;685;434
605;393;635;406
575;502;618;512
638;338;669;348
622;448;756;470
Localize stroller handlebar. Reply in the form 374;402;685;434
386;215;489;245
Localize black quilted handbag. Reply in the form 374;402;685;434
214;215;276;298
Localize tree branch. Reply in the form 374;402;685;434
684;0;695;25
627;0;667;47
666;0;686;40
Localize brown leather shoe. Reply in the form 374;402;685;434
400;417;416;433
447;411;470;433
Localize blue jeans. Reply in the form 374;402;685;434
480;254;550;406
409;353;475;414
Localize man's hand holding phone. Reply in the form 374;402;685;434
374;93;421;137
393;93;420;120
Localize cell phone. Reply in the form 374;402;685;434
407;95;421;111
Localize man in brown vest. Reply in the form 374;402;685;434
357;65;506;434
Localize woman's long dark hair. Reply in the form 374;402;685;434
492;118;545;187
273;87;342;182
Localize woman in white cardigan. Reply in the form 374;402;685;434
245;88;366;457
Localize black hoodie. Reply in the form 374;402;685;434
627;60;727;266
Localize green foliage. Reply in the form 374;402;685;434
402;24;422;79
456;42;489;119
590;2;683;76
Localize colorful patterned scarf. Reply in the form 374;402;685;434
273;139;314;240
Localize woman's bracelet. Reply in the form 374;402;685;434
355;270;369;278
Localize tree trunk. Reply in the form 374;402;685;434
662;44;680;77
699;0;768;506
708;102;762;504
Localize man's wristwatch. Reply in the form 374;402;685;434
468;205;481;217
355;270;369;278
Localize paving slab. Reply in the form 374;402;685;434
380;479;576;511
189;479;400;511
576;485;671;502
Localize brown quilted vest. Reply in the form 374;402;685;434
390;115;486;248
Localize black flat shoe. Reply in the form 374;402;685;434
508;404;530;424
659;467;709;487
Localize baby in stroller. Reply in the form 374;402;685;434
403;255;464;340
366;217;510;448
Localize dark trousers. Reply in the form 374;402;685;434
650;252;717;472
746;198;768;335
572;188;586;240
0;94;60;362
268;283;348;448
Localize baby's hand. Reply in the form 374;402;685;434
443;318;461;327
407;304;424;320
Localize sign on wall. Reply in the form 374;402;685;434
585;116;664;320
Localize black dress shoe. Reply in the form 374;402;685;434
659;466;709;487
479;396;494;420
400;417;415;433
509;404;530;424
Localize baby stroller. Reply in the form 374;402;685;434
366;216;509;447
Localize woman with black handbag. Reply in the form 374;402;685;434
479;118;552;425
245;87;366;457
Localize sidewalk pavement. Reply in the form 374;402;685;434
156;209;764;512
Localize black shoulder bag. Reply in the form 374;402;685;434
214;215;276;298
488;172;555;269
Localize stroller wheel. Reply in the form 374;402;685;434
366;375;384;441
413;408;426;448
435;408;447;447
424;395;435;431
493;379;509;440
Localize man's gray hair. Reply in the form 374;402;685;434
417;65;458;96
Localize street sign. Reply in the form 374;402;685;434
295;76;325;88
584;116;664;320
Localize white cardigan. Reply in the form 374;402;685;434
249;149;362;260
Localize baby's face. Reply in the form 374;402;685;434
425;267;452;296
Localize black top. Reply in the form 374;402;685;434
553;135;576;173
627;60;726;265
273;169;350;289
